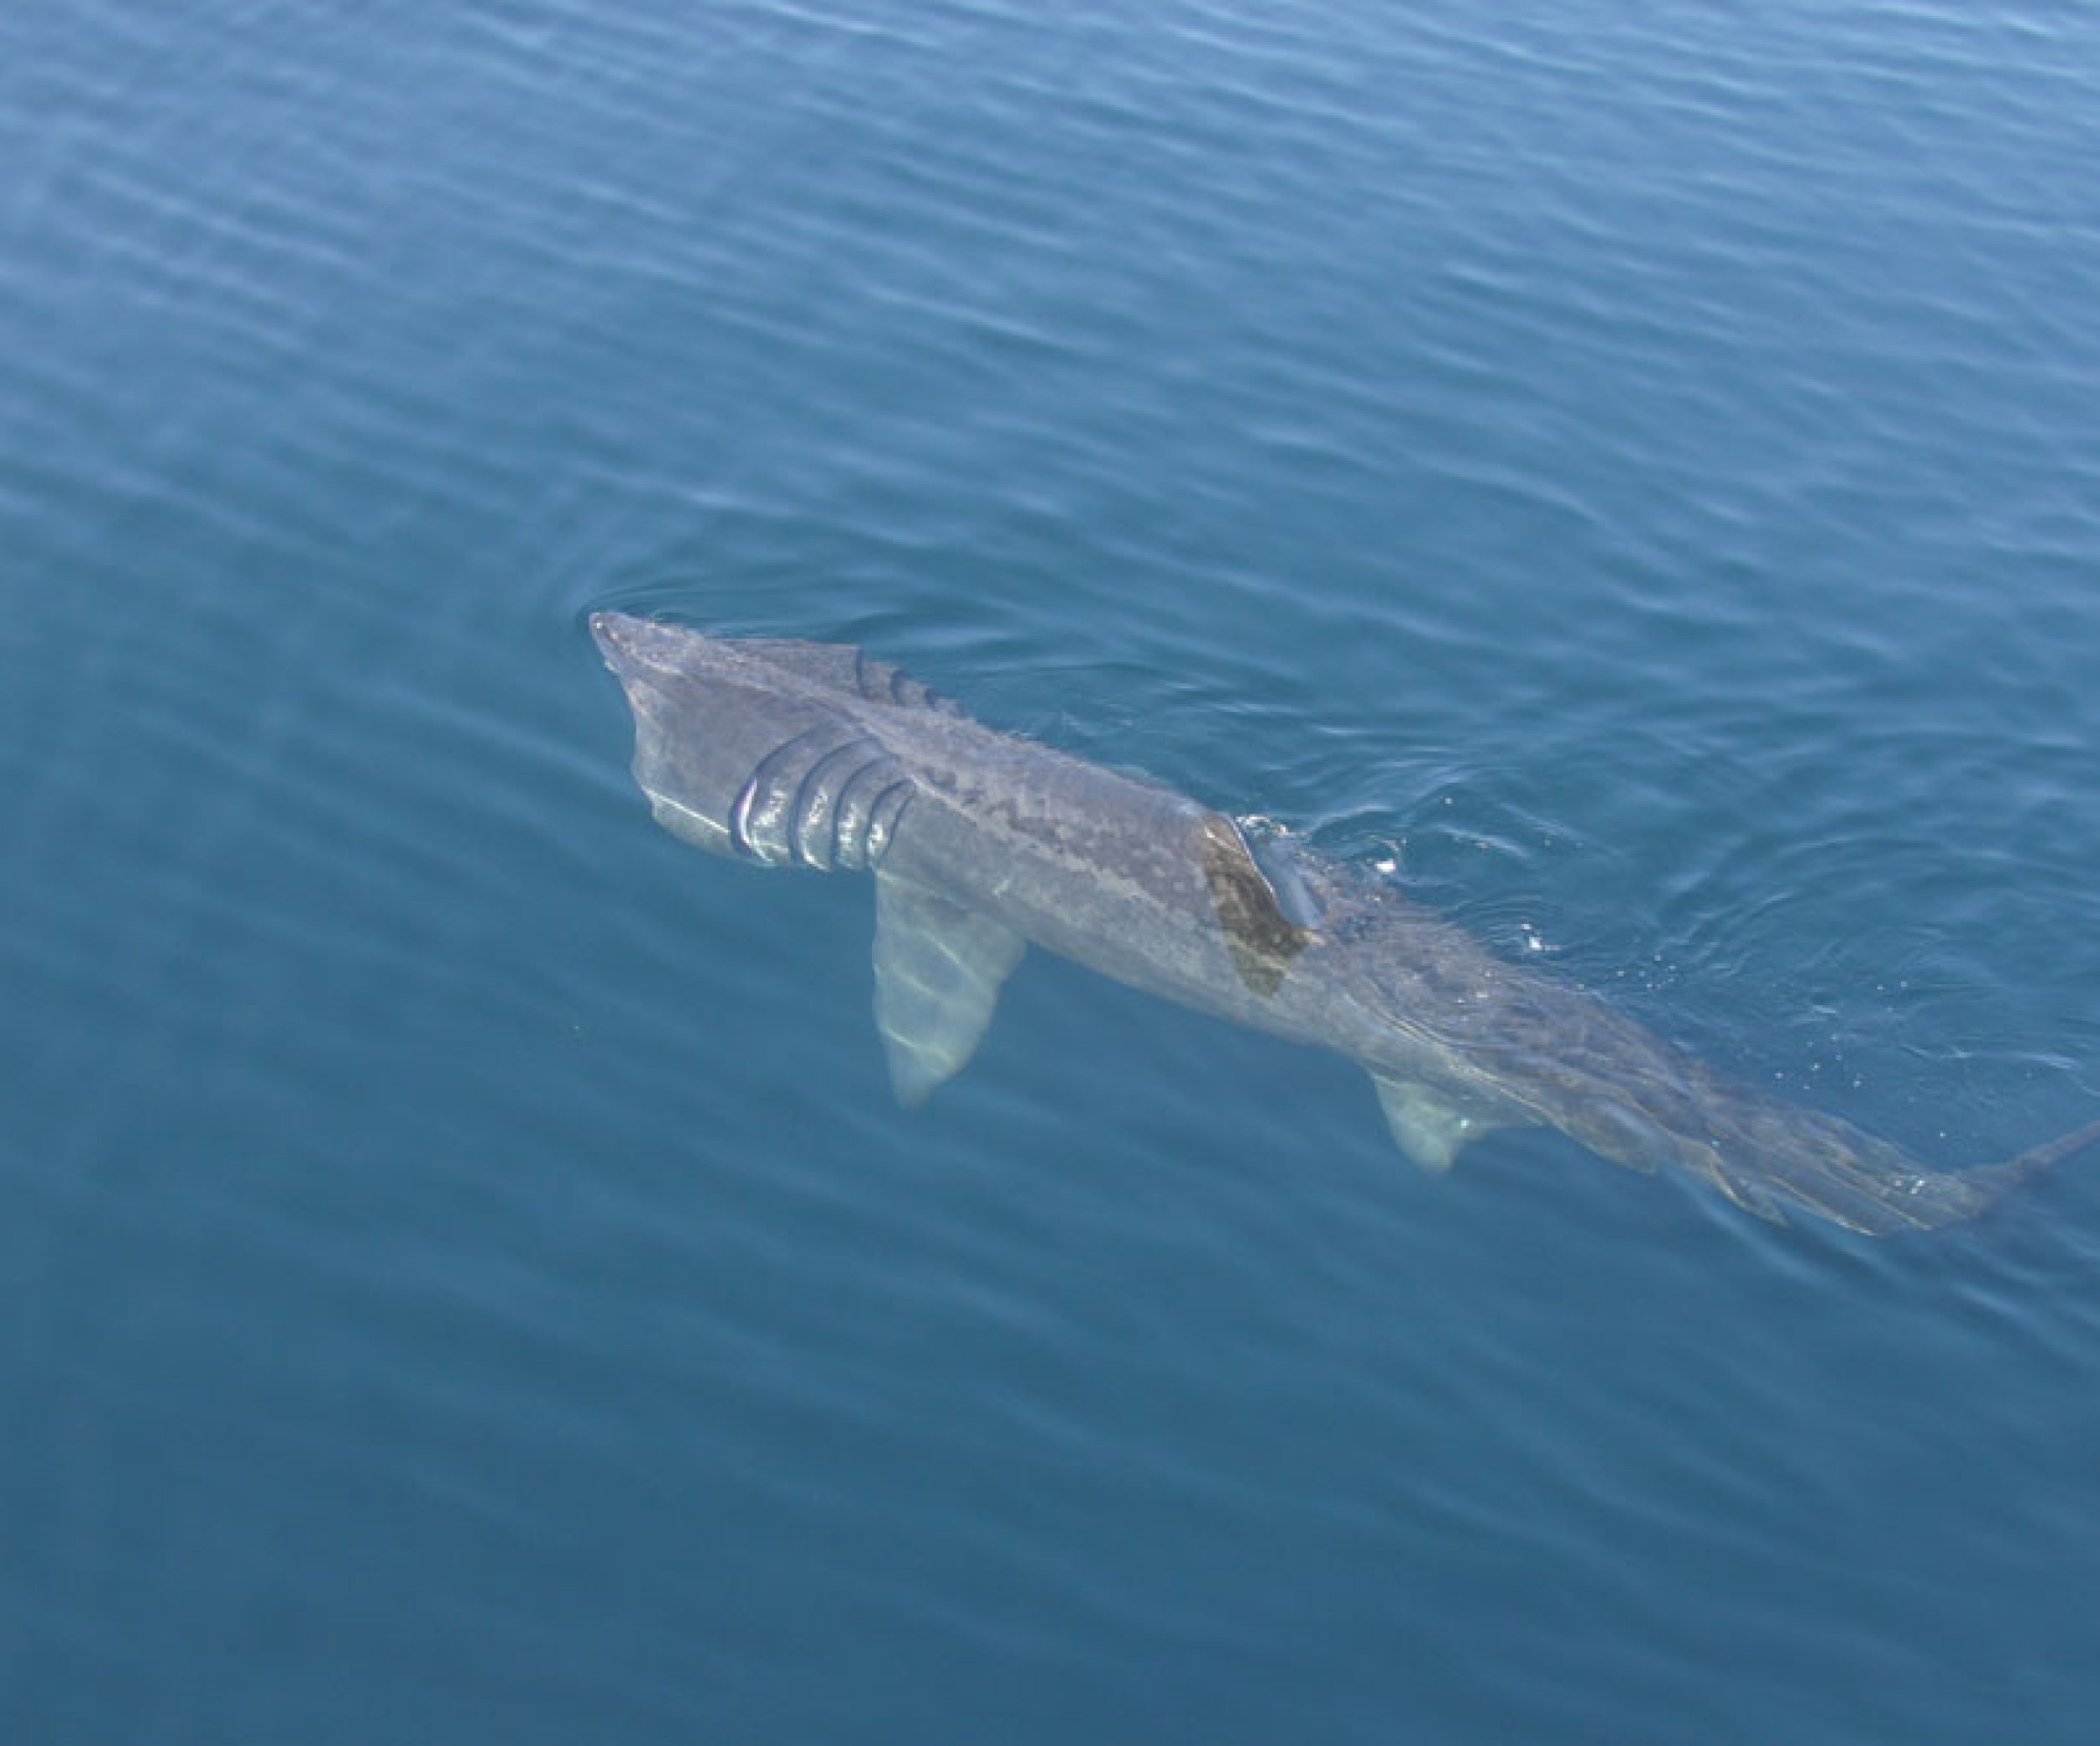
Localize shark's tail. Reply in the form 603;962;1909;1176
1996;1113;2100;1191
1691;1108;2100;1235
1914;1112;2100;1233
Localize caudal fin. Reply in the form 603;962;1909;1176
1685;1109;2100;1236
1998;1114;2100;1189
1913;1112;2100;1233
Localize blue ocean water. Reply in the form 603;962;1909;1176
4;0;2100;1739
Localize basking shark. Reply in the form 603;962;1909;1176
591;611;2097;1235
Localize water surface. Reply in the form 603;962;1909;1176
3;3;2099;1741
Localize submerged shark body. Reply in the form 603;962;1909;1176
591;612;2098;1235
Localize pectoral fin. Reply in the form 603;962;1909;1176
873;875;1027;1106
1373;1075;1492;1174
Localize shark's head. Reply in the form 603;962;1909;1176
590;612;916;870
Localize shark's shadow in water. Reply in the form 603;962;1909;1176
592;612;2099;1236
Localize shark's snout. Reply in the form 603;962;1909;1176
591;610;736;680
589;610;636;668
591;610;696;687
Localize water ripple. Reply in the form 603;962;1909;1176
6;0;2100;1739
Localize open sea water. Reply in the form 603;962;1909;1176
4;3;2100;1741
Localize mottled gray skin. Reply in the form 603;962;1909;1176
592;612;2097;1235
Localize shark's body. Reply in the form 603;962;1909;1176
592;611;2097;1235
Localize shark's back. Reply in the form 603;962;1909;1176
591;612;1193;874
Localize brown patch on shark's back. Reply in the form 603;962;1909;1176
1199;813;1312;997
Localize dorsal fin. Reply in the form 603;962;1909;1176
740;639;966;717
1199;813;1314;997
